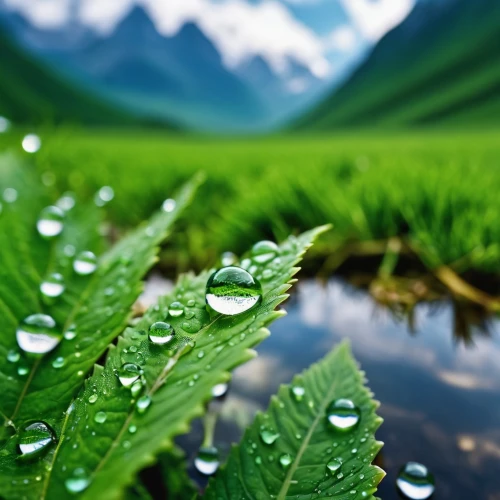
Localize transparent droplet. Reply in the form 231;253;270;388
65;468;90;494
17;421;55;458
3;188;18;203
162;198;176;213
37;206;64;238
136;395;151;414
396;462;435;500
194;446;220;476
251;240;279;264
326;399;361;431
56;193;76;212
88;394;98;404
262;269;274;280
128;424;137;434
168;302;184;317
291;386;305;401
326;458;342;474
130;380;144;398
205;266;262;316
94;186;114;207
64;325;77;340
117;363;141;388
40;273;65;298
22;134;41;153
148;322;175;345
260;428;280;445
7;350;20;363
221;251;237;267
73;251;97;275
94;411;107;424
52;356;65;369
211;382;229;399
279;453;293;469
16;314;60;354
18;366;29;376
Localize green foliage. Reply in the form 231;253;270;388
204;342;384;500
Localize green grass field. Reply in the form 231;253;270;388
1;128;499;283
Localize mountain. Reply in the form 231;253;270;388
297;0;500;129
0;30;139;126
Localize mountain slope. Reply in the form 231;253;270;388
0;31;139;126
298;0;500;129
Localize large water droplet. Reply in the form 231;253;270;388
326;399;361;431
194;446;220;475
94;186;114;207
326;457;342;474
279;453;293;469
396;462;435;500
37;206;64;238
73;251;97;275
205;266;262;316
17;421;55;458
211;382;229;399
22;134;41;153
16;314;60;354
162;198;176;213
65;468;90;494
148;322;175;345
168;302;184;317
251;240;279;264
117;363;141;387
40;273;65;299
260;428;280;445
94;411;107;424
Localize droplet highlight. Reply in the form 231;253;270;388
326;399;361;431
17;421;55;459
16;314;60;354
37;206;64;238
73;251;97;275
396;462;435;500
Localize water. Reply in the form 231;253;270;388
37;206;64;238
162;198;176;213
177;278;500;499
396;462;435;499
40;273;65;299
16;314;60;354
17;421;55;458
205;266;262;316
94;186;114;207
21;134;41;153
148;322;175;345
73;251;98;275
117;363;142;387
194;446;220;475
326;398;361;431
251;240;279;264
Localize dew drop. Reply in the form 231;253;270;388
94;186;114;207
16;314;60;354
260;428;280;445
73;251;97;275
168;302;184;317
18;366;29;376
37;206;64;238
162;198;176;213
187;299;196;307
88;394;98;404
148;322;175;345
194;446;220;476
94;411;107;424
64;326;77;340
65;468;90;494
221;251;237;267
396;462;435;500
279;453;293;469
251;240;279;264
7;350;20;363
56;193;76;212
130;380;144;398
17;421;55;459
40;273;65;299
3;188;17;203
211;383;229;399
136;395;151;414
22;133;41;153
117;363;141;387
52;356;65;369
326;399;361;431
291;385;305;401
128;424;137;434
205;266;262;316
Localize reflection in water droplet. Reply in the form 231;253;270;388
211;382;229;399
251;240;279;264
136;395;151;414
148;322;175;345
37;206;65;238
327;457;342;474
73;251;97;275
260;428;280;445
205;266;262;316
65;468;90;494
117;363;142;387
17;421;55;458
94;411;107;424
194;446;220;475
16;314;60;354
279;453;293;469
22;134;41;153
221;251;237;267
162;198;176;213
326;399;361;431
291;385;305;401
396;462;435;500
94;186;114;207
168;302;184;317
40;273;65;299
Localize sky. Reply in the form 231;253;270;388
2;0;416;78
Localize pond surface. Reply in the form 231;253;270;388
174;278;500;499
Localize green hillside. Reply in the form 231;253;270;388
298;0;500;129
0;31;138;126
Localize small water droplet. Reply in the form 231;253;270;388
128;424;137;434
22;133;41;153
65;468;90;493
7;350;20;363
136;395;151;414
205;266;262;316
40;273;65;299
56;193;76;212
104;287;115;296
3;188;18;203
221;251;237;267
291;385;305;401
130;380;144;398
251;240;279;264
16;314;60;354
211;383;229;399
88;394;98;404
94;186;114;207
187;299;196;307
168;302;184;317
262;269;274;280
197;351;205;359
396;462;435;500
162;198;176;212
17;421;56;458
260;428;280;445
148;322;175;345
117;363;141;387
64;325;77;340
18;366;29;376
52;356;65;369
73;251;97;275
194;446;220;475
94;411;107;424
279;453;293;469
37;206;64;238
64;244;76;257
326;399;361;431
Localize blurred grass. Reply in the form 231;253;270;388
1;127;499;277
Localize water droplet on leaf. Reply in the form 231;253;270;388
136;395;151;414
162;198;176;212
40;273;65;299
88;394;98;404
396;462;435;500
73;251;97;275
7;350;20;363
37;206;64;238
251;240;279;264
279;453;293;469
221;251;237;266
260;428;280;445
168;302;184;317
52;356;65;369
148;322;175;345
94;186;114;207
17;421;55;459
65;468;90;494
211;382;229;399
94;411;107;424
291;385;305;401
16;314;60;354
194;446;220;475
326;399;361;431
326;458;342;474
117;363;141;387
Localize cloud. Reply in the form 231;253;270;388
339;0;415;41
323;24;358;52
4;0;70;26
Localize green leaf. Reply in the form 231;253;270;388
203;342;384;500
41;226;329;500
